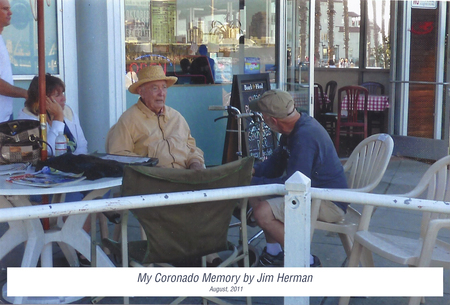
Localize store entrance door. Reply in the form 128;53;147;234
391;1;450;160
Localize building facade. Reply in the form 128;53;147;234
5;0;449;163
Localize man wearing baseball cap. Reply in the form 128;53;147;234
248;89;348;267
106;65;204;170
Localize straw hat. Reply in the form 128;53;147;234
128;65;178;94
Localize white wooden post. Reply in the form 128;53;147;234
284;171;311;305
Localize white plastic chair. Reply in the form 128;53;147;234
339;155;450;305
311;133;394;258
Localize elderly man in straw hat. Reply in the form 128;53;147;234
106;65;204;170
247;89;348;268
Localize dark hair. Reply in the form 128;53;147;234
25;74;65;115
180;58;190;73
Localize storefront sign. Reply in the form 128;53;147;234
125;0;150;41
244;57;261;74
412;1;437;9
223;73;276;163
151;0;176;44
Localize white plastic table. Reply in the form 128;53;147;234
0;175;122;304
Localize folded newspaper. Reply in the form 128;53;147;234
7;166;86;187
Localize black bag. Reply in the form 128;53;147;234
0;119;42;165
35;153;159;180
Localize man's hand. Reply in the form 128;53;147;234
189;162;204;170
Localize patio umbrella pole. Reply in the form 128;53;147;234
37;0;49;230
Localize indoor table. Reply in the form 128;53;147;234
0;174;121;304
341;94;390;111
341;94;390;133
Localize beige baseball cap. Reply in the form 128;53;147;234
249;89;295;118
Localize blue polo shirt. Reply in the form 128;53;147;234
252;112;348;212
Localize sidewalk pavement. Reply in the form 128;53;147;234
0;156;449;305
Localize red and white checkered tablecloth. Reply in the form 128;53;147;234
342;95;390;111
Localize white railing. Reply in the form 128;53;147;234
0;184;286;223
1;171;450;305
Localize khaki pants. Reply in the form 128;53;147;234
266;196;345;223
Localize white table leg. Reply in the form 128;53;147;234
82;187;113;267
2;196;45;268
44;188;113;267
59;187;112;267
44;214;114;267
0;197;29;261
0;180;120;304
0;219;45;268
40;243;53;267
20;218;45;267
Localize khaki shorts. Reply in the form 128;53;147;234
266;196;345;223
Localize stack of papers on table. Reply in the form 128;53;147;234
0;163;30;176
7;166;86;187
97;153;158;166
99;154;156;164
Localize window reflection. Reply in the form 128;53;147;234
3;0;58;75
124;0;276;85
315;0;360;68
366;0;390;68
313;0;390;69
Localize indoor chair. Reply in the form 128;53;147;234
339;154;450;305
321;81;338;137
360;81;385;95
102;157;254;305
313;83;327;123
314;83;336;137
318;81;337;138
335;85;369;155
361;81;386;135
324;80;338;111
310;133;394;262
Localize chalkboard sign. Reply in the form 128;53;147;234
222;73;277;164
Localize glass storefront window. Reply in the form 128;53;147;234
314;0;390;69
286;0;311;85
365;0;390;68
3;0;59;75
124;0;276;86
315;0;360;68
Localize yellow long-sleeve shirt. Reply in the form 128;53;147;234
106;99;204;169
